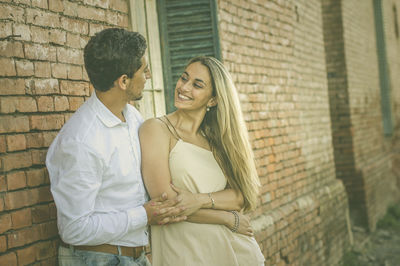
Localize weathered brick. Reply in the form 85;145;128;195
24;43;57;61
0;78;26;95
31;149;47;165
54;95;69;111
69;96;85;111
13;23;31;41
32;0;48;9
32;204;50;223
57;47;84;65
0;21;12;39
26;168;46;187
36;240;56;260
43;131;58;147
37;96;55;112
0;40;24;57
110;0;129;13
67;65;83;80
0;174;5;192
26;8;60;28
78;5;106;21
26;133;44;148
0;96;37;113
0;252;17;266
49;28;66;45
49;0;64;13
1;151;32;171
66;32;82;49
34;79;60;94
0;4;25;23
0;235;6;252
0;213;11;233
60;80;89;96
31;26;49;44
16;245;36;265
37;220;58;240
51;63;68;79
6;134;26;152
0;57;16;76
62;0;79;17
6;171;27;190
7;226;40;248
83;0;109;9
106;10;129;27
30;114;64;130
15;60;34;76
11;208;31;229
0;115;30;133
34;61;51;78
61;17;89;35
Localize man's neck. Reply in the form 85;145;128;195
95;89;127;122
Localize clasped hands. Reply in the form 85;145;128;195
144;184;204;226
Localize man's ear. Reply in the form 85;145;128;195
208;97;217;107
116;74;129;91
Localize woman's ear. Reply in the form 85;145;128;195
208;97;217;107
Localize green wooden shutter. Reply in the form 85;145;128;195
157;0;221;113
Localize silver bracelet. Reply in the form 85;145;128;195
230;211;239;233
208;193;215;209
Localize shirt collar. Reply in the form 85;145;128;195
89;91;127;128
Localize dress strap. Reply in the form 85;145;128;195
156;116;182;140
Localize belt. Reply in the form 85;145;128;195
60;241;145;259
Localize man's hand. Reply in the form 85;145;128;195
171;185;204;217
144;192;187;225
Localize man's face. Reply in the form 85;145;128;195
126;56;151;101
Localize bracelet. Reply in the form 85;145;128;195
208;193;215;209
230;211;239;233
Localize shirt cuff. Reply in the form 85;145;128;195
127;205;148;229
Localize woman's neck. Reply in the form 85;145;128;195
171;109;206;136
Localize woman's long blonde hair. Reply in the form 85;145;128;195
187;56;260;211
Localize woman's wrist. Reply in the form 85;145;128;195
198;193;213;208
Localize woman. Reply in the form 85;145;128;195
139;56;265;266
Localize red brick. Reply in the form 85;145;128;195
36;240;56;261
49;203;57;219
49;0;64;12
51;63;68;79
30;186;53;205
69;96;85;111
57;47;83;65
34;61;51;78
60;80;89;96
61;17;89;35
0;79;26;95
0;96;37;113
34;79;60;94
0;196;4;212
30;114;64;130
0;235;6;252
24;43;57;61
1;151;32;171
26;8;60;28
0;252;17;266
37;96;55;112
6;171;26;190
38;221;58;239
0;41;24;57
6;134;26;152
7;226;40;248
32;204;50;223
26;168;45;187
11;208;32;229
16;245;36;265
67;65;83;80
0;57;16;76
0;174;5;192
15;60;34;76
54;96;69;111
0;213;11;233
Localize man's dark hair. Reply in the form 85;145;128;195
84;28;147;92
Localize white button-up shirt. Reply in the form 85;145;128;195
46;92;148;247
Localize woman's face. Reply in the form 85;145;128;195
174;62;215;111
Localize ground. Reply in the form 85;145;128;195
340;204;400;266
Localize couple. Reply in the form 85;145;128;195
46;28;265;266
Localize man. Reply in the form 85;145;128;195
46;28;185;266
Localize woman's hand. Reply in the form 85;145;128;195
171;184;204;216
227;211;254;237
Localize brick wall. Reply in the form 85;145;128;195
217;0;350;265
0;0;130;264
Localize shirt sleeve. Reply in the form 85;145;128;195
46;139;148;245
